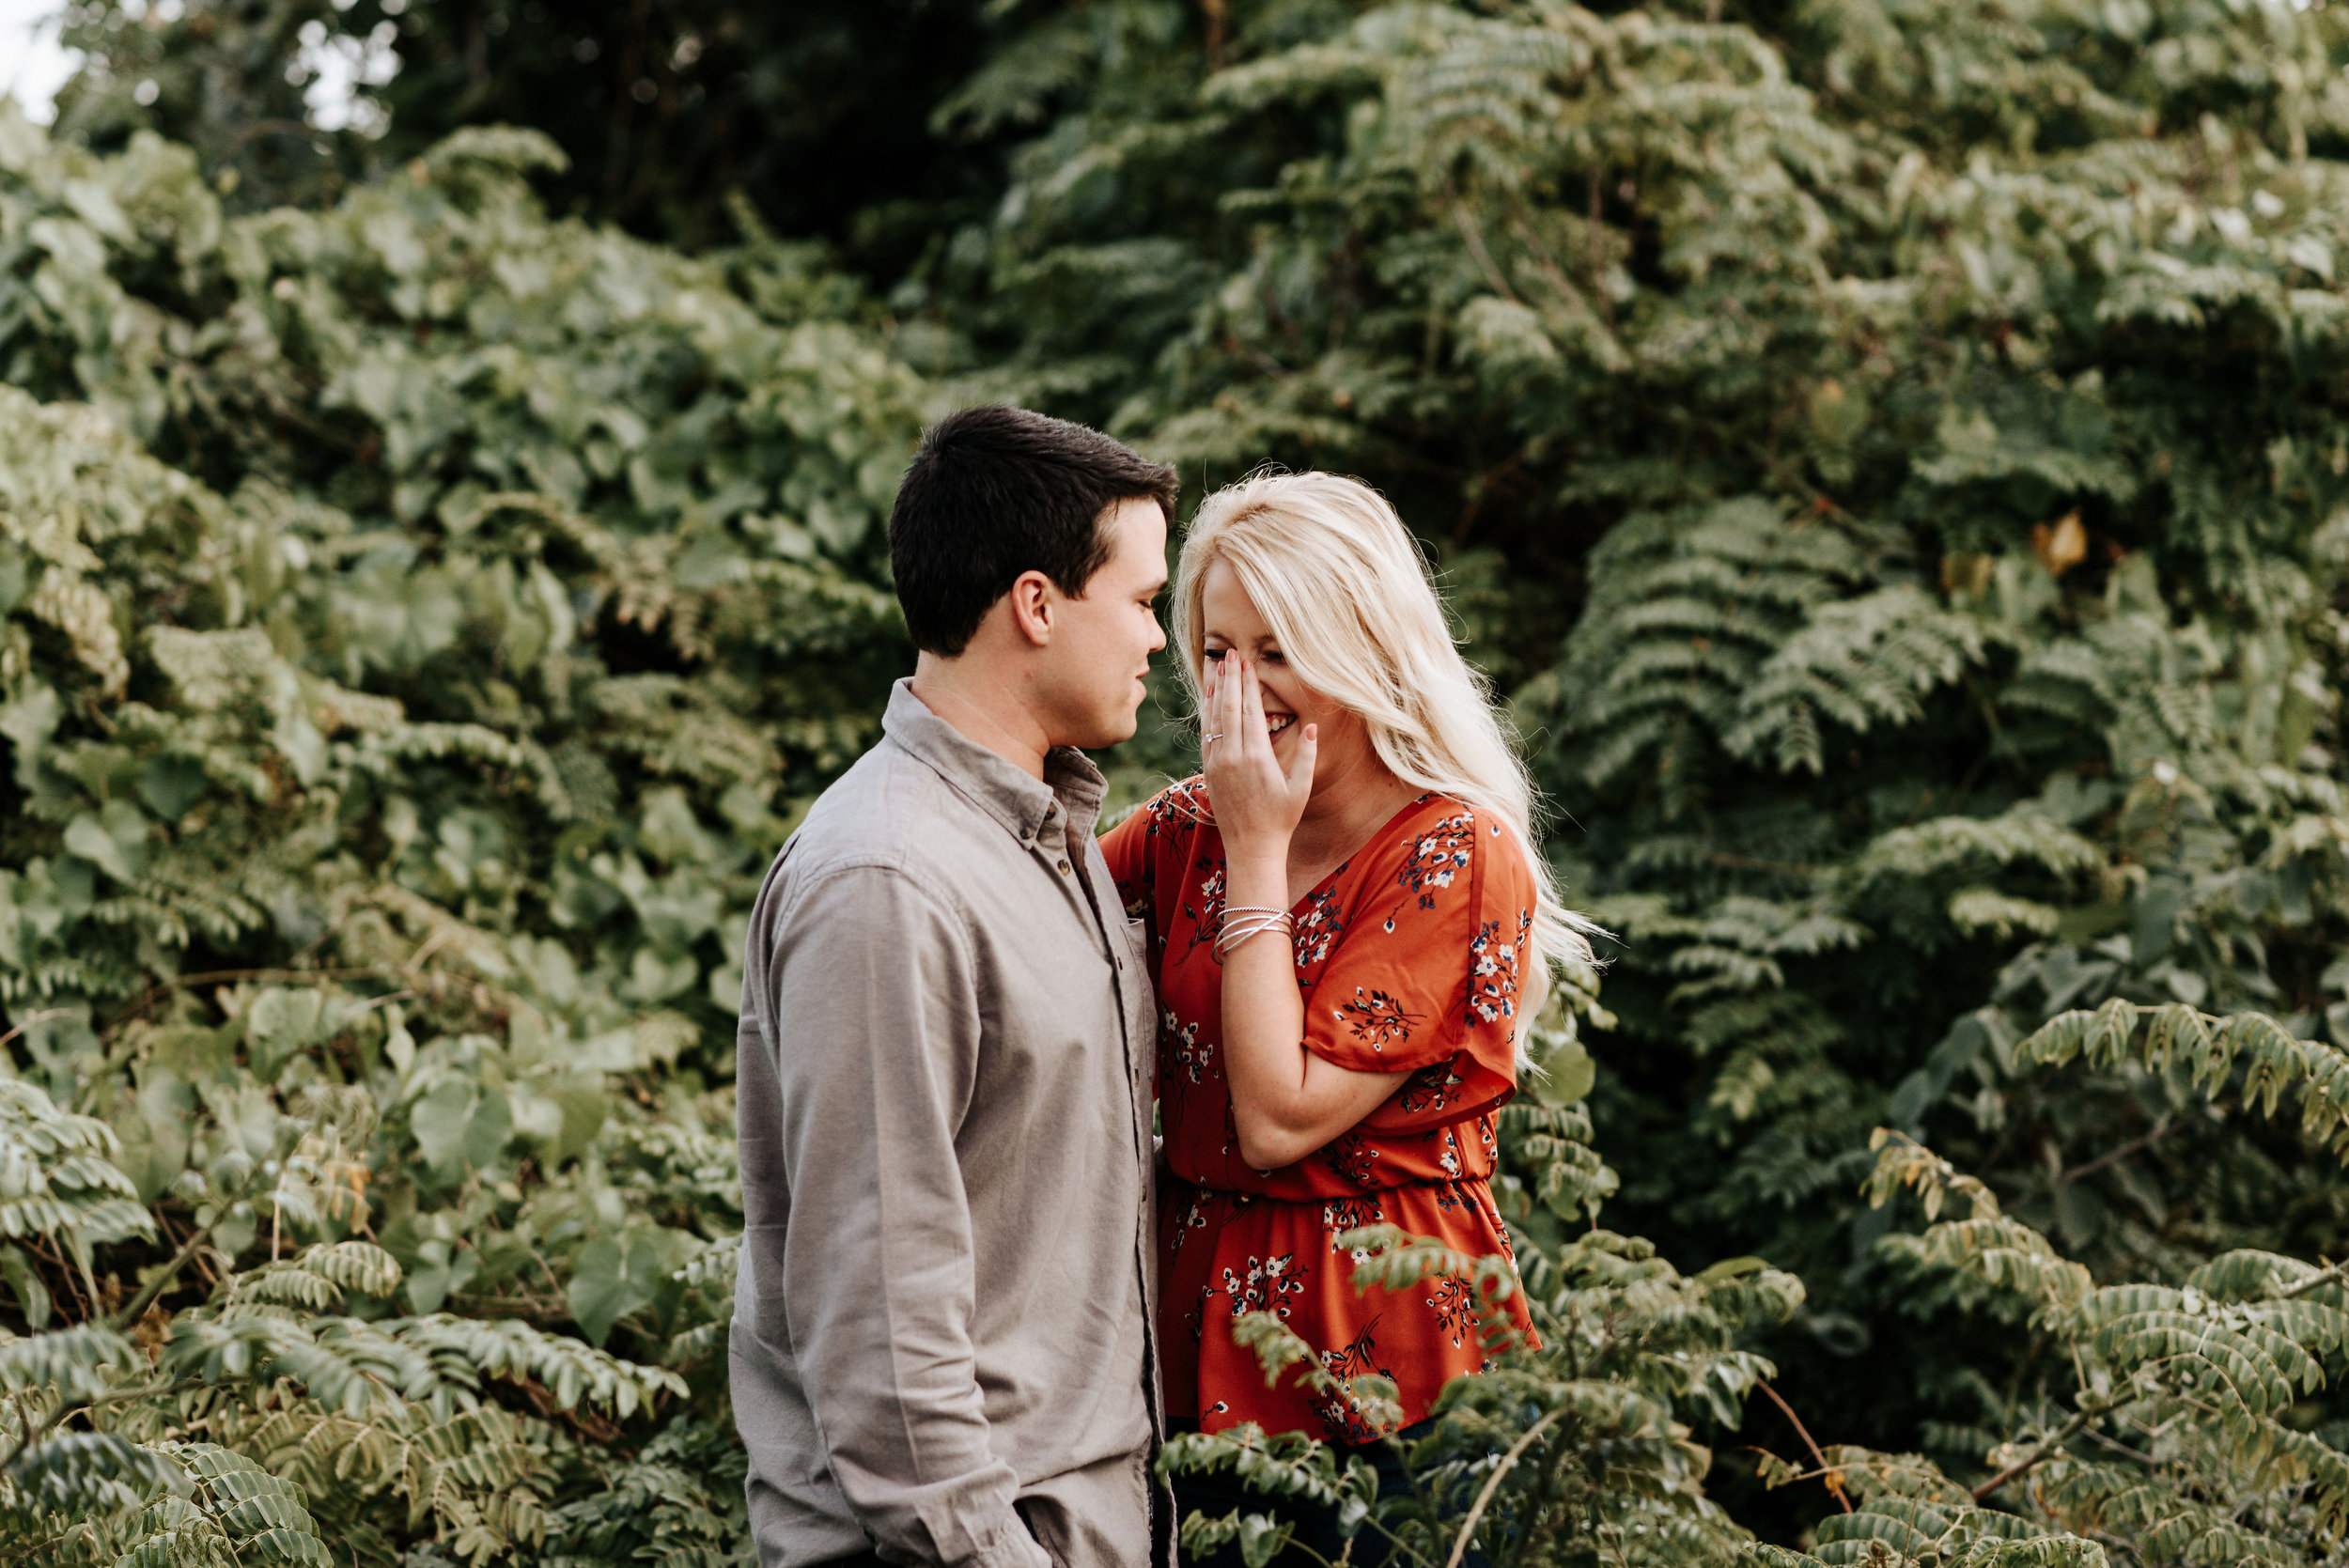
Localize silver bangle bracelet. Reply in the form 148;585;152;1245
1212;910;1294;965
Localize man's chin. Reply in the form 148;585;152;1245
1064;706;1143;753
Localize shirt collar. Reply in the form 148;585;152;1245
881;678;1109;845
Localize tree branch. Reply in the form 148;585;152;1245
1446;1405;1570;1568
2056;1117;2176;1186
2281;1259;2349;1300
104;1222;213;1333
1971;1393;2115;1500
1758;1381;1852;1513
0;1009;71;1053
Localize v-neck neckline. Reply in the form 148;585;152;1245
1245;791;1435;917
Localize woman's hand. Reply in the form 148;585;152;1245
1202;653;1402;1171
1201;653;1317;864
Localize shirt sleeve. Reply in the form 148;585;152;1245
1098;778;1206;989
758;862;1050;1568
1302;805;1532;1134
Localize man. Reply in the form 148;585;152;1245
732;405;1174;1568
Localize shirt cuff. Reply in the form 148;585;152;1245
967;1514;1053;1568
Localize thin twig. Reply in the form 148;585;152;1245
1446;1406;1569;1568
1743;1454;1859;1488
1452;200;1520;303
26;1234;97;1326
2083;1425;2159;1467
165;967;385;989
1757;1381;1852;1513
1197;0;1228;68
0;1390;70;1473
104;1222;213;1333
0;1008;71;1052
340;988;414;1018
84;1377;202;1409
1743;440;1862;528
2056;1118;2176;1186
2282;1258;2349;1300
0;1374;209;1475
1971;1396;2111;1500
1709;851;1825;878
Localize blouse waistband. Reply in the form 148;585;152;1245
1166;1173;1492;1201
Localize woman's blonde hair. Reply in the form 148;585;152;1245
1173;471;1596;1028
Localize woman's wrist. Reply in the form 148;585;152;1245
1221;847;1287;905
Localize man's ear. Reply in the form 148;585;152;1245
1005;569;1056;649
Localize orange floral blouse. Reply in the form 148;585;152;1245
1100;780;1537;1442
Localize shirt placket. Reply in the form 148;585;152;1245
1045;804;1167;1449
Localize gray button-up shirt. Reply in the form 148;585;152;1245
732;680;1164;1568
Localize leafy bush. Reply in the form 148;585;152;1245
910;0;2349;1527
15;0;2349;1562
0;107;926;1563
1169;1009;2349;1567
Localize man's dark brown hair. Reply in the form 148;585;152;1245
887;405;1177;656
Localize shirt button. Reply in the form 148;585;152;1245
1057;859;1071;874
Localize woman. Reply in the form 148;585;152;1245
1099;472;1593;1534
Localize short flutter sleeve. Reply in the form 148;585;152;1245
1097;801;1157;924
1098;779;1212;988
1302;803;1532;1133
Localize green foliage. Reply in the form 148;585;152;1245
2018;1000;2349;1157
0;1078;155;1327
1741;1126;2349;1567
1167;1109;1799;1566
43;1442;336;1568
0;98;921;1564
898;0;2349;1555
48;0;1002;256
0;1064;689;1564
18;0;2349;1562
537;1415;748;1568
1749;1460;2110;1568
894;0;2349;1534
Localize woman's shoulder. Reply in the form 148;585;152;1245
1139;775;1215;833
1355;794;1534;907
1101;775;1213;862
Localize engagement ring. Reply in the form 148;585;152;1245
1200;731;1223;743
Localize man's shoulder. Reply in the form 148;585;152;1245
770;737;979;892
